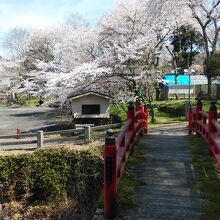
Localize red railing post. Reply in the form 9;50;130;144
208;101;217;145
188;106;193;135
104;129;117;219
127;102;136;143
143;104;149;135
196;99;203;135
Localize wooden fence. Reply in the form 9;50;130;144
189;99;220;164
0;123;122;150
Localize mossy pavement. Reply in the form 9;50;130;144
116;125;203;220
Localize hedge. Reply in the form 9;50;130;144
0;144;103;219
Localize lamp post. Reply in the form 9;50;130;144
184;68;194;118
188;70;191;106
188;69;195;106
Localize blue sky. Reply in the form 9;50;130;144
0;0;117;57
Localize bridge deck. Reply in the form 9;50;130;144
119;125;202;220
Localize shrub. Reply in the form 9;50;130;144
0;144;103;219
157;101;186;117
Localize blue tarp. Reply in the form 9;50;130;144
162;75;192;86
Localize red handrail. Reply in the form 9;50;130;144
212;119;220;132
104;102;148;218
189;101;220;165
199;111;209;118
116;119;132;149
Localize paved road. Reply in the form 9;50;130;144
0;107;71;135
0;107;74;150
119;125;202;220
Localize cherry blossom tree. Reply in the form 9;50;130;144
1;0;219;103
0;58;23;98
64;13;89;30
97;0;182;101
185;0;220;96
187;0;220;57
53;27;100;71
3;27;31;59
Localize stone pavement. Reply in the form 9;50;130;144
117;124;203;220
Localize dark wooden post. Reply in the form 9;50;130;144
208;101;217;145
137;100;144;133
143;104;149;135
188;106;193;135
104;129;117;219
127;102;136;144
196;99;203;135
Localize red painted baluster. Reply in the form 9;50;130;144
104;129;117;219
196;99;203;135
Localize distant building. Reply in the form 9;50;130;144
160;74;220;100
68;91;112;127
160;75;193;99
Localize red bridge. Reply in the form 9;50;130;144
103;100;220;219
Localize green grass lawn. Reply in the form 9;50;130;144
0;102;8;107
0;97;50;107
110;100;188;127
22;98;39;106
111;99;220;128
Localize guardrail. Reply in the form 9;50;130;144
104;101;148;218
0;123;122;150
189;100;220;164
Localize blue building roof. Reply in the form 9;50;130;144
163;75;192;86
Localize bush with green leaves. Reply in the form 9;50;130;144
0;145;103;219
157;101;186;117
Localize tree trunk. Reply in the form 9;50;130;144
207;77;212;99
189;33;193;66
155;87;160;100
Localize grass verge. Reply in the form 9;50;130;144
117;144;146;209
190;135;220;220
97;140;146;212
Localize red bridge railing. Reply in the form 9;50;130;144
189;100;220;164
104;101;148;218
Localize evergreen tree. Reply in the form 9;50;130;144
204;53;220;98
170;25;203;68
